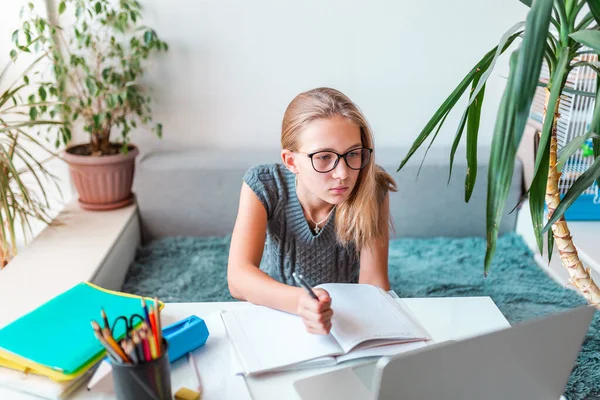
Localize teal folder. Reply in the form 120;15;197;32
0;282;162;381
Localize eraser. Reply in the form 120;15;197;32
174;387;201;400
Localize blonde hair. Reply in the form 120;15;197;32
281;87;397;250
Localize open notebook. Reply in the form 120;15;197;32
221;284;429;375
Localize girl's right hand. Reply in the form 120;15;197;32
297;288;333;335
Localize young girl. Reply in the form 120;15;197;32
227;87;396;335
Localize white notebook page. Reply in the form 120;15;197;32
318;284;426;353
335;340;428;363
221;306;342;375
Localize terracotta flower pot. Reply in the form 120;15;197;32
62;144;139;211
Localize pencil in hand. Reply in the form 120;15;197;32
292;272;319;300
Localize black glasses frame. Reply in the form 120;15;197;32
297;147;373;173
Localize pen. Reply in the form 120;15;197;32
292;272;319;300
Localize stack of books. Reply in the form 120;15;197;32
0;282;161;399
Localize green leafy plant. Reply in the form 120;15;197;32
399;0;600;304
13;0;168;156
0;50;64;267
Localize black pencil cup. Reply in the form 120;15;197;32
111;339;172;400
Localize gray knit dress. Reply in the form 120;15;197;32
243;163;359;287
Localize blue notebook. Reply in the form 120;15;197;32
0;282;162;381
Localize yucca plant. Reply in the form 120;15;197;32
0;52;64;267
399;0;600;304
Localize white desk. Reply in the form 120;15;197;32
0;297;510;400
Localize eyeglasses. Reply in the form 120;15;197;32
296;147;373;173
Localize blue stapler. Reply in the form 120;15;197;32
162;315;209;363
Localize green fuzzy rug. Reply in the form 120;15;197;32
122;233;598;400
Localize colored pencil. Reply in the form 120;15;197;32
139;330;151;361
154;297;163;355
100;309;110;330
91;321;123;363
147;331;158;359
123;339;139;364
141;298;150;326
149;306;159;355
100;326;131;363
131;330;144;361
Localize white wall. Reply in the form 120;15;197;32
125;0;529;153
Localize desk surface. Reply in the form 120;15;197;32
0;297;510;400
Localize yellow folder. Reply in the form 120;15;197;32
0;282;163;381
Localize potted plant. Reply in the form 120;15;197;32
0;44;64;267
398;0;600;303
15;0;168;210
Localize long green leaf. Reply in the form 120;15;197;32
397;31;522;172
538;81;595;97
465;81;485;202
543;156;600;230
570;30;600;53
467;22;526;110
594;139;600;188
0;145;32;206
548;224;554;263
0;171;9;255
569;61;600;78
557;131;599;170
417;112;450;178
586;0;600;25
594;76;600;189
0;149;18;249
530;46;569;256
520;0;533;6
555;1;569;45
570;1;588;25
576;12;596;31
486;50;520;274
448;106;469;184
512;0;554;139
12;146;53;207
449;22;525;182
0;120;63;133
485;0;553;274
0;84;27;109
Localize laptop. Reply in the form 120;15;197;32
293;305;594;400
